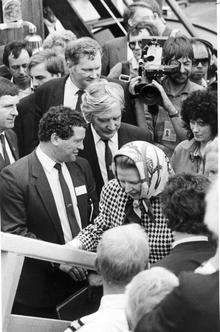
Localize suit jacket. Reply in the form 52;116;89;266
153;241;216;275
0;129;19;171
101;36;127;76
135;271;219;332
0;151;98;308
14;93;41;157
79;122;151;198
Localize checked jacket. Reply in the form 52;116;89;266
77;179;173;263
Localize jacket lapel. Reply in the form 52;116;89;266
31;152;65;243
51;76;67;104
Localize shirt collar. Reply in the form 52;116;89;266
164;77;193;98
100;294;126;309
172;235;208;248
65;76;80;95
91;124;118;146
36;145;59;173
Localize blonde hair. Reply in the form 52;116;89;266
81;80;125;123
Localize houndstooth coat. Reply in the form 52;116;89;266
77;179;173;263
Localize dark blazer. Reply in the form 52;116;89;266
0;151;98;308
14;93;41;157
79;122;151;198
153;241;216;275
135;271;219;332
0;129;19;171
101;36;127;76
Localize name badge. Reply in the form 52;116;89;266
75;185;87;196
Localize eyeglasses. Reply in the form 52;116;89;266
192;58;209;66
128;40;142;50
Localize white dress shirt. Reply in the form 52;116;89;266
36;146;82;243
65;294;129;332
0;131;15;164
64;76;81;109
91;125;118;184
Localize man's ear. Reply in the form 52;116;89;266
51;132;60;146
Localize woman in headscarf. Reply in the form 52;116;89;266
69;141;174;263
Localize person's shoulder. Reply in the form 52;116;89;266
120;122;147;136
103;36;127;48
188;80;204;92
74;156;91;170
35;76;67;94
174;139;194;151
17;92;35;107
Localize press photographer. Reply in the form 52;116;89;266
130;35;203;158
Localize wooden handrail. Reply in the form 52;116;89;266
1;232;97;332
1;232;96;270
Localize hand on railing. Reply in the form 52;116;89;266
59;263;88;281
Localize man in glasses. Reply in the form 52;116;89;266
143;35;203;158
190;39;211;87
3;41;32;99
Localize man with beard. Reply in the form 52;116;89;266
3;41;32;99
143;35;203;158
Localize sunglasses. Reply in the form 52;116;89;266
128;40;142;50
192;58;209;66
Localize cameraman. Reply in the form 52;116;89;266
132;35;203;158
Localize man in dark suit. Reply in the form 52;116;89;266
153;173;216;275
0;77;19;171
80;80;152;199
14;49;67;157
0;106;98;318
135;179;219;332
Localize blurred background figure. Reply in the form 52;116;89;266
65;224;149;332
3;41;32;99
190;39;212;87
42;30;77;58
43;4;66;35
171;89;217;175
108;21;159;80
125;267;179;331
204;136;218;182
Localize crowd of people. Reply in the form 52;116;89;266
0;0;218;331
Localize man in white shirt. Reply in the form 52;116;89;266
79;80;151;199
0;106;98;318
33;37;102;138
0;77;19;171
65;223;149;332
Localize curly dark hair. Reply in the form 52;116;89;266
161;173;211;235
181;89;217;140
3;41;32;68
38;106;87;142
162;35;193;64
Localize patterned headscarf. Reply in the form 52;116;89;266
113;141;174;200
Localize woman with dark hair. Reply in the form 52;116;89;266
171;89;217;174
